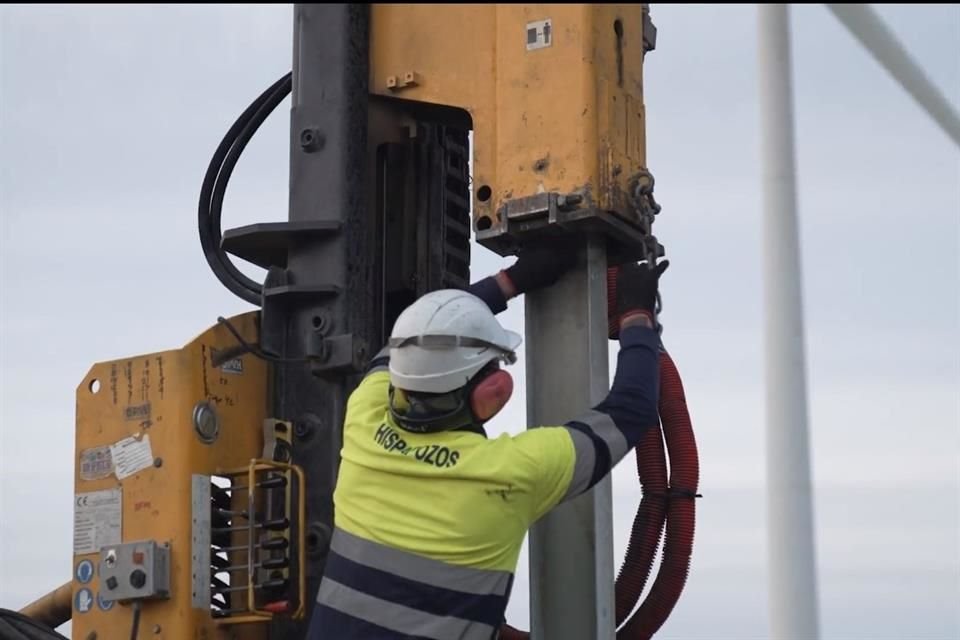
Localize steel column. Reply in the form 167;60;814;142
525;237;614;640
268;4;374;636
758;6;821;640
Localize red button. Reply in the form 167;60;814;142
264;601;291;614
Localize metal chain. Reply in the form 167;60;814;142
630;169;664;327
630;169;661;265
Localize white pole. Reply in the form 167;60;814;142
826;3;960;148
757;6;821;640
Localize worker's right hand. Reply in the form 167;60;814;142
500;239;579;298
608;260;669;338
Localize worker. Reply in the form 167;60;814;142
306;244;668;639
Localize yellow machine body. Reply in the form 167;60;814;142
71;313;271;640
369;3;651;231
65;4;654;638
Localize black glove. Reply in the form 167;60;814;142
608;260;669;338
503;240;578;295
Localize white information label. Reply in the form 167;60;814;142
74;488;122;555
525;18;553;51
110;434;154;480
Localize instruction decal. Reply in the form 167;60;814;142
124;402;151;422
526;18;552;51
97;591;115;612
211;348;244;375
79;446;114;481
75;559;95;584
75;588;94;614
110;434;154;480
74;488;122;555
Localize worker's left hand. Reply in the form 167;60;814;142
500;239;579;297
607;259;669;338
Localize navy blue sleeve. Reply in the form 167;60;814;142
596;325;661;445
558;325;661;501
466;276;509;315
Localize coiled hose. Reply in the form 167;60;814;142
614;420;668;627
0;608;69;640
616;348;699;639
198;72;291;305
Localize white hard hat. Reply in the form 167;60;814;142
388;289;522;394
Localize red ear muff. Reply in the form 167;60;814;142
470;369;514;422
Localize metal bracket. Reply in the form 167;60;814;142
306;333;366;377
476;191;663;267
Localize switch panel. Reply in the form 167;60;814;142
98;540;171;602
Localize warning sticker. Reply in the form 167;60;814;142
75;588;94;614
525;18;553;51
79;446;114;481
211;348;244;375
74;488;121;555
110;434;154;480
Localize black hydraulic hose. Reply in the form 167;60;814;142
0;608;69;640
129;600;142;640
198;76;279;301
198;72;292;305
209;73;293;293
0;618;30;640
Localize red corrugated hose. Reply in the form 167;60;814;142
614;418;668;628
617;348;699;639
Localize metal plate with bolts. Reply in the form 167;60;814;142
476;192;664;267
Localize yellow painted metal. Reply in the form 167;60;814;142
370;3;650;230
19;581;72;630
71;313;269;640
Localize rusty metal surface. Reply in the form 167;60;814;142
369;4;653;253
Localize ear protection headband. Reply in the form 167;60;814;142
389;363;514;434
468;365;514;423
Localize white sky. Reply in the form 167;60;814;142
1;4;958;639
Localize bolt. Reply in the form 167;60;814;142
557;193;584;211
153;625;162;634
153;457;163;468
294;421;310;440
85;633;97;640
295;413;321;441
299;128;324;152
